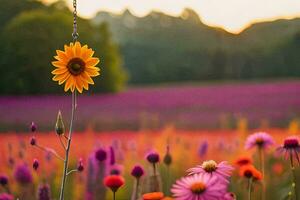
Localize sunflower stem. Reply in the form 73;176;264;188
290;153;298;200
248;177;253;200
59;91;76;200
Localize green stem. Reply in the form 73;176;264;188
59;91;76;200
259;148;265;200
133;178;140;200
113;192;116;200
248;178;253;200
290;153;298;200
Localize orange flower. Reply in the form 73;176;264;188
52;42;100;93
143;192;164;200
239;165;262;180
234;156;252;167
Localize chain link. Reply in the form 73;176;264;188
72;0;79;42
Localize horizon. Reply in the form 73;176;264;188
44;0;300;33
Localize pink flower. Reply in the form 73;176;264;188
277;136;300;165
187;160;234;183
245;132;274;150
171;173;227;200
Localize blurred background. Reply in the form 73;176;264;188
0;0;300;131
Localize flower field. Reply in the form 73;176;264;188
0;80;300;131
0;127;300;199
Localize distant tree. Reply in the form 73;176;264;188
0;9;127;94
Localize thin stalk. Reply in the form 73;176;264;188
133;178;140;200
166;165;170;196
259;148;265;200
59;91;77;200
248;178;253;200
113;192;116;200
290;153;298;200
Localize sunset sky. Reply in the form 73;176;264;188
47;0;300;33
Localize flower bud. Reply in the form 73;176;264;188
55;111;65;135
33;159;39;171
0;175;8;186
77;158;84;172
30;122;37;132
30;137;37;146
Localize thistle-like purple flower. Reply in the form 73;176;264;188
95;148;107;162
0;175;8;186
0;193;14;200
30;122;37;132
37;184;51;200
187;160;234;183
171;173;227;200
14;164;33;184
109;164;123;175
277;136;300;165
33;159;39;171
198;141;208;157
131;165;144;178
146;152;160;164
245;132;274;150
30;137;37;146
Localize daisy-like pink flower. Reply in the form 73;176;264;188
187;160;234;183
277;136;300;165
245;132;274;150
171;173;227;200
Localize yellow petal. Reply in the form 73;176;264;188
64;76;74;92
75;77;84;93
74;42;82;57
81;48;94;60
58;73;71;85
86;58;99;67
65;45;74;58
52;61;66;68
56;50;68;61
81;72;94;84
86;66;100;72
51;68;68;75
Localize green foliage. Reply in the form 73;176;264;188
93;9;300;84
0;2;127;94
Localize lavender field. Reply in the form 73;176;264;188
0;80;300;131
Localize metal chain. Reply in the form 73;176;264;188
72;0;79;42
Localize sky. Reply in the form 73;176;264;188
47;0;300;33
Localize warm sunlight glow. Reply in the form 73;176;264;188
45;0;300;33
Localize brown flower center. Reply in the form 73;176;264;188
202;160;217;173
67;57;85;75
190;182;206;194
255;138;264;146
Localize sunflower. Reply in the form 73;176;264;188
51;42;100;93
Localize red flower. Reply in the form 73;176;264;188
103;175;125;192
234;156;252;167
239;165;262;181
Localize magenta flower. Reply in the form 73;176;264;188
223;192;236;200
0;193;14;200
277;136;300;165
14;164;33;184
187;160;234;183
245;132;274;150
171;173;227;200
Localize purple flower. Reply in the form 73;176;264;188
187;160;234;183
171;173;227;199
95;148;107;162
277;136;300;165
0;175;8;186
163;145;172;166
30;137;37;146
146;152;160;164
33;159;39;170
245;132;274;150
109;146;116;165
0;193;14;200
14;164;33;184
30;122;37;132
77;158;84;172
131;165;144;178
198;141;208;157
37;184;51;200
110;164;123;175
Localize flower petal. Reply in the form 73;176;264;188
86;58;100;67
